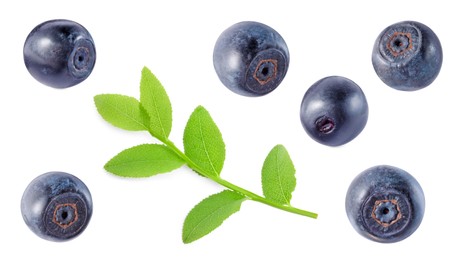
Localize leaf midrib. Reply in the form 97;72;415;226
197;113;219;176
275;149;290;205
184;195;245;242
150;90;168;140
103;96;147;129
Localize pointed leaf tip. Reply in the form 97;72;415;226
139;67;173;142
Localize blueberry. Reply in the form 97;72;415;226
21;171;93;242
299;76;368;147
213;21;289;97
372;21;442;91
23;19;96;88
345;165;425;243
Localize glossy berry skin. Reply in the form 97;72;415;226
300;76;368;147
345;165;425;243
24;19;96;88
372;21;442;91
21;171;93;242
213;21;289;97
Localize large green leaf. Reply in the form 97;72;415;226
261;145;296;205
104;144;184;177
139;67;172;142
183;106;225;177
94;94;149;131
182;190;246;243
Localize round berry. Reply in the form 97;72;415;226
23;19;96;88
213;21;289;97
372;20;442;91
300;76;368;146
21;171;93;242
345;165;425;243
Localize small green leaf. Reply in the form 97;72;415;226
261;145;296;205
183;106;225;177
140;67;173;142
104;144;185;177
182;190;246;244
94;94;149;131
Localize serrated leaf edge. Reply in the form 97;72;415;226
94;93;149;131
182;190;246;243
262;144;296;205
183;106;225;177
104;143;185;178
140;66;173;142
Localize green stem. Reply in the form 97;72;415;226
214;177;318;218
163;139;318;219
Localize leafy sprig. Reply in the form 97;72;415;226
94;67;318;243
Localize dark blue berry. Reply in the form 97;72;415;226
23;19;96;88
345;165;425;243
299;76;368;147
21;171;93;242
372;21;442;91
213;21;289;97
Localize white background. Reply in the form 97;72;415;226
1;0;459;258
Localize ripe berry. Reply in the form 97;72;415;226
345;165;425;243
372;20;442;91
299;76;368;146
21;171;93;242
213;21;289;97
23;19;96;88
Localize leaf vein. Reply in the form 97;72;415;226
276;151;290;205
150;91;168;140
198;114;219;176
184;193;245;242
105;97;146;129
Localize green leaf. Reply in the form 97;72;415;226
183;106;225;177
139;66;173;142
104;144;185;177
94;94;149;131
182;190;246;244
261;145;296;205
